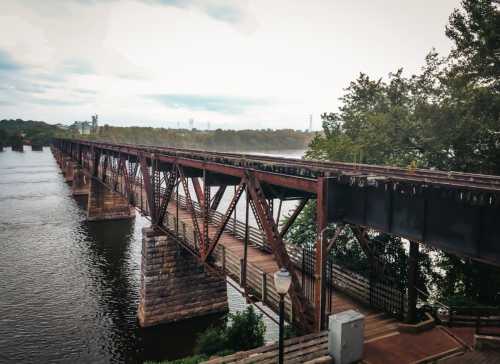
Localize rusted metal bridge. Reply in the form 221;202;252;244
51;138;500;334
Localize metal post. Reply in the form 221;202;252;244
314;177;328;331
233;185;237;234
407;240;419;323
242;189;250;289
279;293;285;364
261;272;267;302
176;180;179;235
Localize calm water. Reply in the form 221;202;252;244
0;147;303;363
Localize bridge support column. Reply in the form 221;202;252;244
64;159;75;183
56;153;64;169
87;177;135;221
138;227;228;327
72;166;89;196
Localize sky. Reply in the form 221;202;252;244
0;0;461;130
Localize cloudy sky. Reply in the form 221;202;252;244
0;0;460;130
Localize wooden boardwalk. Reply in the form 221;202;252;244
162;198;399;342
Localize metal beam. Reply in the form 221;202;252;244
157;168;178;227
211;185;227;211
139;153;155;222
203;180;245;261
246;171;316;333
279;198;309;239
314;177;328;331
192;177;205;208
178;165;205;255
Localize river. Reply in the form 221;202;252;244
0;147;305;363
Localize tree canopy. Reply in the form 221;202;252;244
293;0;500;306
307;1;500;175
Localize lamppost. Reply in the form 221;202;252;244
274;267;292;364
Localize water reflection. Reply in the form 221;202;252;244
0;147;288;363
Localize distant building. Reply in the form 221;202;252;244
70;121;92;135
91;114;98;134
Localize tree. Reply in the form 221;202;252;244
446;0;500;91
300;0;500;307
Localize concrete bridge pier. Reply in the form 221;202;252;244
72;166;89;196
138;228;228;327
56;154;64;172
63;159;75;183
87;177;135;221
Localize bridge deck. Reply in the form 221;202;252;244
164;200;399;340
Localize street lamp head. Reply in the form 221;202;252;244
274;267;292;295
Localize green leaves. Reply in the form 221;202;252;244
301;0;500;307
194;306;266;357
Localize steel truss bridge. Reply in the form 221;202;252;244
52;138;500;332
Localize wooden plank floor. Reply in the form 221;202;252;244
165;201;400;343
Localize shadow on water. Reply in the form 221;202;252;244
76;197;226;362
0;148;273;363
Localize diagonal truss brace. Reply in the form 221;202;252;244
178;165;205;255
203;179;246;261
139;153;155;220
157;168;178;227
246;171;316;332
210;185;227;210
279;197;309;239
119;156;134;204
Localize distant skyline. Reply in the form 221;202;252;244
0;0;461;130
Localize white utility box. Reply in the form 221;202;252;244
328;309;365;364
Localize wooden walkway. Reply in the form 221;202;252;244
162;199;399;341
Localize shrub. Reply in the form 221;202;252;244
194;326;227;356
225;306;265;352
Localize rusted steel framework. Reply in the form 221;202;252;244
53;138;500;332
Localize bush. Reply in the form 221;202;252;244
225;306;266;352
194;326;227;356
194;306;266;357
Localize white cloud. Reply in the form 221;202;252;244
0;0;460;130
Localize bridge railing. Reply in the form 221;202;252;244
162;208;295;322
174;193;407;320
104;169;407;321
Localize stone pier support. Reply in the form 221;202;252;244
64;159;75;183
58;154;65;170
87;177;135;221
59;156;67;174
72;166;89;196
138;228;228;327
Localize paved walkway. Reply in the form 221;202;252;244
363;327;465;364
201;326;493;364
439;349;500;364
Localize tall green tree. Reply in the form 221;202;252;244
300;0;500;306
